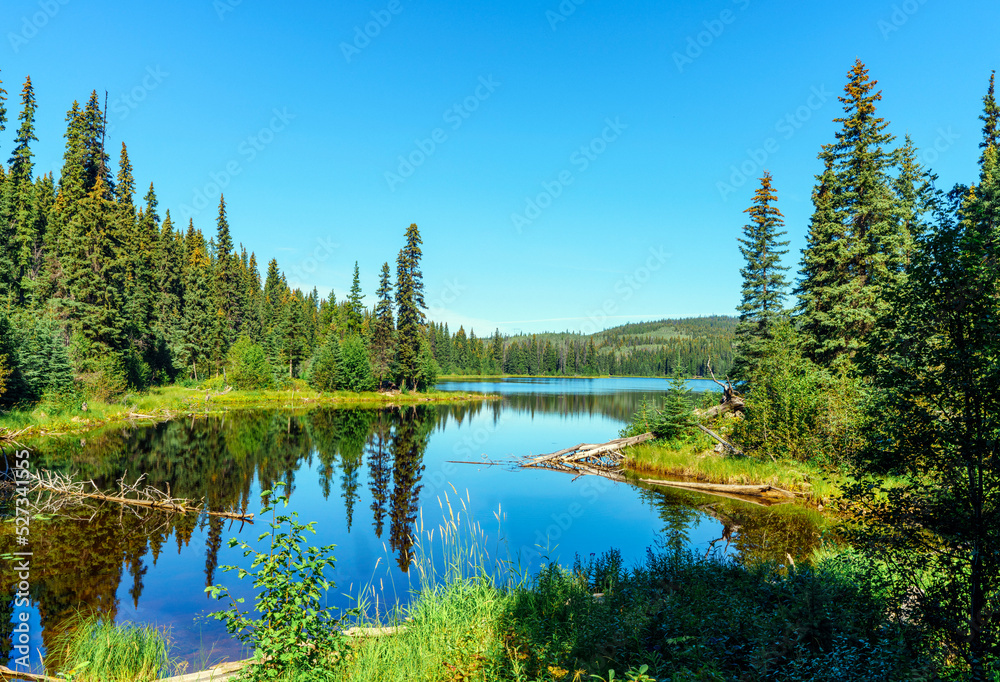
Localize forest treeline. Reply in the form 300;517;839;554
0;74;438;405
427;316;736;377
715;59;1000;677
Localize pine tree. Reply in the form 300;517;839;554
1;76;38;306
345;261;364;336
395;224;426;388
61;177;125;365
980;70;998;166
732;172;789;382
370;261;395;385
178;224;213;380
796;59;906;367
261;258;287;366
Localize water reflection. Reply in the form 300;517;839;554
0;391;825;670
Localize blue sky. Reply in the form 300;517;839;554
2;0;995;335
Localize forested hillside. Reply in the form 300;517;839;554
427;316;737;377
0;75;435;404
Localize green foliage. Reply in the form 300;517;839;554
50;613;171;682
414;336;440;391
621;378;697;442
307;336;341;392
500;547;927;681
206;484;350;681
732;172;790;383
845;145;1000;677
336;335;376;392
227;336;274;390
732;321;862;466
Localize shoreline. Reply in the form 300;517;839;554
0;386;496;444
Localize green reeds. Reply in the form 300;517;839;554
48;614;172;682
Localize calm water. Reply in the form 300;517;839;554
0;378;824;671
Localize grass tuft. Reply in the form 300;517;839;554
48;613;172;682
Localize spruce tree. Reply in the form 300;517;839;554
2;76;38;306
345;261;364;336
980;70;998;166
179;224;213;380
395;224;426;389
796;59;906;367
370;261;395;385
732;172;789;382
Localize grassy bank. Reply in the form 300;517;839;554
623;440;840;503
0;383;493;443
57;547;937;681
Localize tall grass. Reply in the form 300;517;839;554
48;614;172;682
337;490;520;681
625;440;840;500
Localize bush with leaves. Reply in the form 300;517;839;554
336;335;376;392
206;484;351;681
307;336;341;392
732;321;862;466
620;378;698;442
227;337;274;390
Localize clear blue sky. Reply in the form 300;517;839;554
2;0;995;335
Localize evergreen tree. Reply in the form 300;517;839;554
796;60;906;367
211;195;241;357
2;76;38;306
61;177;126;366
178;224;213;380
345;261;364;336
261;258;287;366
851;143;1000;680
732;172;789;382
370;261;395;385
337;335;376;392
980;70;998;166
395;224;426;389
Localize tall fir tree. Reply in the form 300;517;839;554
370;261;395;384
796;59;907;367
345;261;365;336
178;223;213;380
980;70;998;166
210;195;241;367
394;224;426;388
732;172;789;382
2;76;38;307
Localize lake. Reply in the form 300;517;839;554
0;377;825;672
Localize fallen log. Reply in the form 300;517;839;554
19;470;254;523
525;433;654;466
695;423;743;456
639;477;803;499
0;665;62;681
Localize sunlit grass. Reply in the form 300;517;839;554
0;383;491;442
624;440;841;501
48;614;173;682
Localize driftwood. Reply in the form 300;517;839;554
525;433;654;467
0;665;62;681
639;477;805;499
699;358;745;418
14;470;253;523
695;423;743;455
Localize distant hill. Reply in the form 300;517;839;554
428;315;738;377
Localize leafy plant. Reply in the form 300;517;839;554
227;337;274;390
206;483;351;680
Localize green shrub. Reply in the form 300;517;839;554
308;336;341;392
414;337;440;392
206;483;350;680
226;336;274;390
336;335;376;392
620;377;698;442
732;322;862;466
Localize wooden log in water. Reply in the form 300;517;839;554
639;478;800;498
34;484;254;522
